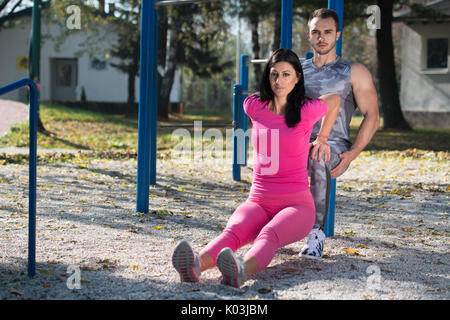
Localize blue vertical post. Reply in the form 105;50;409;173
0;78;38;277
232;84;242;181
151;4;158;186
328;0;344;56
324;178;336;237
28;81;38;277
323;0;343;238
137;0;158;213
281;0;293;49
239;54;249;166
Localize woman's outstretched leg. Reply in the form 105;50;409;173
172;201;269;283
199;201;270;267
244;200;315;273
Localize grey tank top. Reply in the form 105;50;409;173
302;57;355;147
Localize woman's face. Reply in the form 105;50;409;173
269;61;300;98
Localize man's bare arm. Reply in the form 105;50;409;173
330;63;380;177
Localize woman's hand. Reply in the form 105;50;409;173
310;137;331;164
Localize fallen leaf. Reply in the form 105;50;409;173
130;264;140;271
282;268;301;274
342;248;361;256
154;226;165;230
258;285;271;294
9;288;24;296
81;266;101;271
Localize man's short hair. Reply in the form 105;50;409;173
308;8;340;31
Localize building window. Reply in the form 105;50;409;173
427;38;448;69
56;63;73;87
90;58;107;71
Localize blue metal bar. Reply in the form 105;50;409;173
0;78;38;277
232;84;242;181
239;55;249;166
155;0;219;6
322;0;343;238
328;0;344;56
324;178;336;237
137;0;158;213
150;6;158;186
281;0;293;49
305;52;313;60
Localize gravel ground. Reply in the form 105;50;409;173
0;149;448;300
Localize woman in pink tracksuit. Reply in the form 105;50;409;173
172;48;340;288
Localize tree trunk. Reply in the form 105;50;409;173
127;68;136;106
272;11;281;52
249;15;262;90
157;8;178;120
376;0;411;130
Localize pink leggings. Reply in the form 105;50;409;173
200;190;315;272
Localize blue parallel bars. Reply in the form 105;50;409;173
281;0;293;49
324;178;337;237
240;55;249;167
323;0;344;237
329;0;344;56
232;84;243;181
0;78;38;277
136;0;158;213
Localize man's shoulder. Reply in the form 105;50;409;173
301;58;313;69
349;62;373;83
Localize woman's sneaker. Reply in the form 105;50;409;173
300;228;326;259
216;248;246;288
172;240;201;282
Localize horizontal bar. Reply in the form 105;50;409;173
155;0;219;7
158;123;234;128
250;59;268;64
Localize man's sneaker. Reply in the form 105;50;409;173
172;240;201;282
216;248;246;288
300;228;326;259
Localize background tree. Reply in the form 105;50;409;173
376;0;411;130
109;0;140;106
156;1;230;119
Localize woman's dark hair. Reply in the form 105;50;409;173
259;48;307;128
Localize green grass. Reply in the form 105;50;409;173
0;103;233;153
350;116;450;152
0;103;139;151
0;104;447;159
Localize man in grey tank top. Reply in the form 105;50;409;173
299;9;380;259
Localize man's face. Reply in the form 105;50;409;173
307;17;341;55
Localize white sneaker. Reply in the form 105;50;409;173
172;240;201;282
300;228;326;259
216;248;246;288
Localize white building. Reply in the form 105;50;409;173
395;0;450;129
0;10;180;106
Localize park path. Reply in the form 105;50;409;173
0;99;28;137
